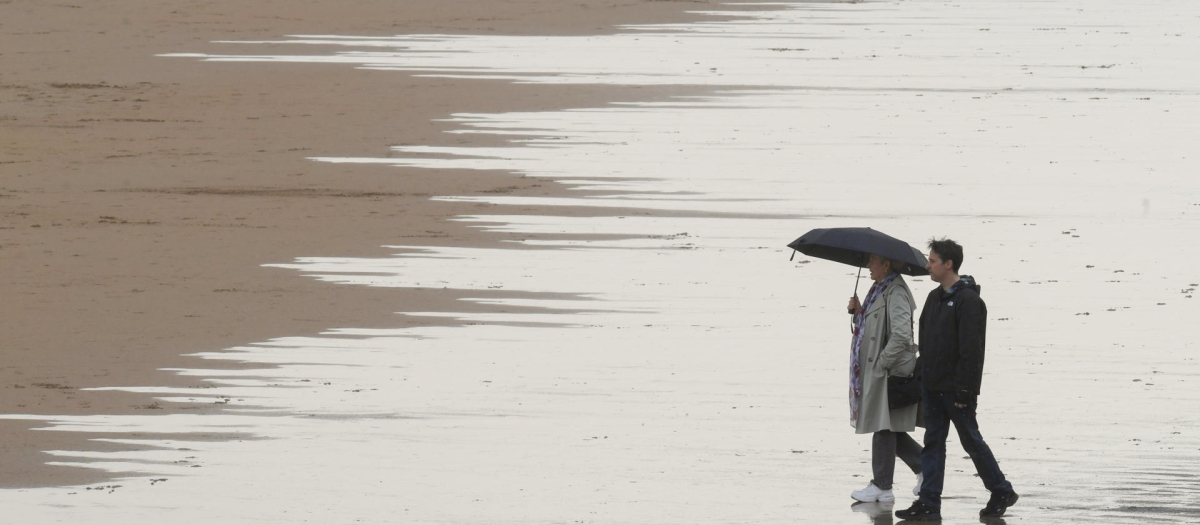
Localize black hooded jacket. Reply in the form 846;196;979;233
918;275;986;395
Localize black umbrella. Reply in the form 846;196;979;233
787;227;929;300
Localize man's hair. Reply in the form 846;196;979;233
928;237;964;273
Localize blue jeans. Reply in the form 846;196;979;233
918;390;1013;507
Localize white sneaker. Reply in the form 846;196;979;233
851;482;895;503
913;473;923;497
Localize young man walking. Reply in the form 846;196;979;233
895;238;1019;521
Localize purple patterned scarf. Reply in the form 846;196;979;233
849;272;897;425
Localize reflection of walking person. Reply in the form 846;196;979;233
846;254;923;504
896;238;1019;521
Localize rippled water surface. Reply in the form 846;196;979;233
5;1;1199;523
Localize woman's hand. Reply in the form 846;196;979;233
848;295;862;315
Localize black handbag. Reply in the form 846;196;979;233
888;373;922;409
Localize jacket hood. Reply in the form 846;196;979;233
942;275;981;298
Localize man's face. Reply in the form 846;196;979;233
927;250;952;282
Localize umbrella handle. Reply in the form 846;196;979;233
848;266;862;315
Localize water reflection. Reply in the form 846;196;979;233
851;500;896;524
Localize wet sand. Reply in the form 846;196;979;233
0;0;760;487
64;2;1194;522
3;0;1199;522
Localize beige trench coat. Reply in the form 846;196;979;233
853;274;920;434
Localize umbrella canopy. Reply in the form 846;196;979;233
787;227;930;277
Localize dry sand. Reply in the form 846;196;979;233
0;0;760;487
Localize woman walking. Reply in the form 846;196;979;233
846;254;923;503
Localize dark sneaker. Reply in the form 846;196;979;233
895;500;941;521
980;490;1019;518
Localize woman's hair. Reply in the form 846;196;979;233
871;254;905;275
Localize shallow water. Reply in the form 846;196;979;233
5;0;1200;522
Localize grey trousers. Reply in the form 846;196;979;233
872;430;923;490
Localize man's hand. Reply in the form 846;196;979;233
954;390;974;409
848;295;862;315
